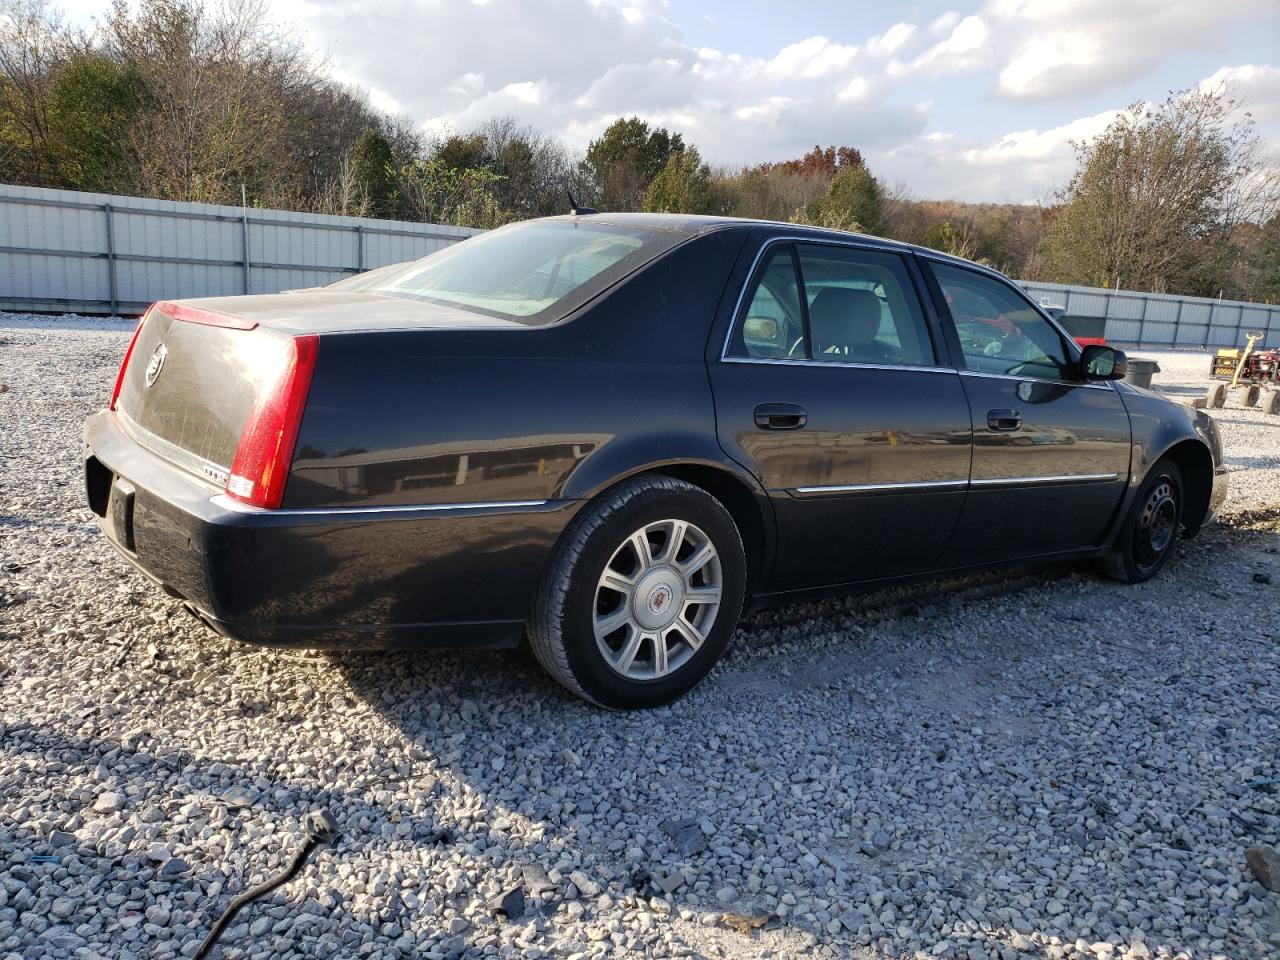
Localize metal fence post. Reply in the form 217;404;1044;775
241;203;251;295
1172;298;1183;346
355;224;364;273
103;203;118;316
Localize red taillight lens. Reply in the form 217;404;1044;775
109;316;146;411
226;334;319;509
155;300;257;329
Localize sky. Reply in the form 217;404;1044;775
59;0;1280;204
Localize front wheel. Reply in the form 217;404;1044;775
1102;459;1183;584
528;476;746;709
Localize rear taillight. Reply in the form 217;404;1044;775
109;318;146;411
155;300;257;329
226;334;319;509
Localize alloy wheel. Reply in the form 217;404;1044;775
592;519;723;681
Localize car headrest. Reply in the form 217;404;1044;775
808;288;882;353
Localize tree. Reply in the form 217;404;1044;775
584;116;683;211
760;144;863;177
0;0;75;185
1039;86;1278;295
44;53;138;190
802;165;884;235
643;147;714;214
476;116;575;218
433;132;491;172
348;127;396;217
399;157;505;228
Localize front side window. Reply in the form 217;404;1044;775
332;221;678;324
927;261;1071;379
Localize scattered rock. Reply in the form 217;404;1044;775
659;870;686;894
721;913;772;935
490;886;525;920
92;791;125;814
662;818;708;856
1246;845;1280;891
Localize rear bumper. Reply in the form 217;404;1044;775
83;410;579;649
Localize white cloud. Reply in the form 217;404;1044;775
960;110;1119;167
765;36;859;80
890;15;990;77
990;0;1272;100
1199;64;1280;145
865;22;917;58
877;109;1119;202
259;0;1276;203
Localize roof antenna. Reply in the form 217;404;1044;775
567;190;597;216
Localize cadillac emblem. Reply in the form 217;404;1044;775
144;343;167;388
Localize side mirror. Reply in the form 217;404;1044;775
1080;344;1127;381
743;316;779;342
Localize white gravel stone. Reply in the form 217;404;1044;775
1;317;1278;960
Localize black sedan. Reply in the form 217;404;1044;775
84;214;1228;708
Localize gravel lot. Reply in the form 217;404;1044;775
2;314;1279;960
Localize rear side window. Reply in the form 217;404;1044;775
727;241;935;367
927;261;1071;379
795;245;934;367
727;246;807;359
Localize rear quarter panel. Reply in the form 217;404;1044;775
285;229;750;509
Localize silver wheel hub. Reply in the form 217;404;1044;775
593;518;723;681
634;569;684;630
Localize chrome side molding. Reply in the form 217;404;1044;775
791;472;1120;496
211;495;554;517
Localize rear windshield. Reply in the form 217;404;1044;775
331;220;681;324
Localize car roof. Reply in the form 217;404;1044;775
537;211;991;274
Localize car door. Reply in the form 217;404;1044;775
708;238;972;592
920;257;1131;564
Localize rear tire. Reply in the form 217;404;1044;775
1244;384;1262;408
528;475;746;709
1263;389;1280;416
1206;383;1227;408
1102;459;1183;584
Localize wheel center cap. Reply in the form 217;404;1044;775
633;568;683;630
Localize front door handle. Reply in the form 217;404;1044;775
754;403;807;430
987;408;1022;431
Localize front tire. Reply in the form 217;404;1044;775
1206;383;1227;408
1263;389;1280;416
529;476;746;709
1102;459;1183;584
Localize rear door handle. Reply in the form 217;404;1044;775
987;408;1022;431
754;403;807;430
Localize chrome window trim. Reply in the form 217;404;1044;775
792;479;967;496
719;235;949;371
791;473;1120;496
721;356;956;375
959;369;1115;391
969;473;1119;488
210;495;553;517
